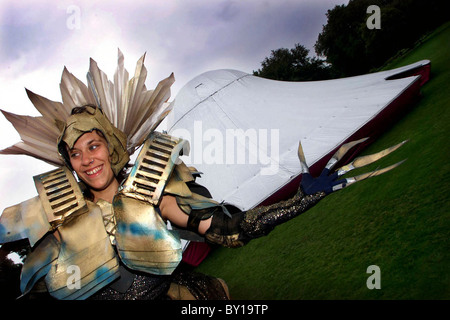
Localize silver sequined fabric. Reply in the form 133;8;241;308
89;270;229;300
89;274;170;300
241;188;326;238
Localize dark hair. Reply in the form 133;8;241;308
71;104;100;115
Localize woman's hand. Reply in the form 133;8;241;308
298;138;407;195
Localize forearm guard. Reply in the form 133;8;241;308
241;188;326;239
205;187;326;248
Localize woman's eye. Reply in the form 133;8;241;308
89;144;99;151
70;152;80;158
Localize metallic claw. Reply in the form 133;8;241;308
332;159;406;192
351;159;406;181
297;141;310;174
325;137;369;170
336;140;408;176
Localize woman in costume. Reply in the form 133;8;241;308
0;51;404;300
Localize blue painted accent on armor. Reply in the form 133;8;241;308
52;263;119;300
21;250;57;293
116;221;165;240
117;221;127;233
149;229;165;240
129;163;139;177
129;222;143;235
76;268;120;300
0;223;7;242
95;266;109;279
128;222;165;240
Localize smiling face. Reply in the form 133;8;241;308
68;130;119;202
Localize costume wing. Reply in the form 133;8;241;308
167;60;430;210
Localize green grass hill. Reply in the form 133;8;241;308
194;22;450;300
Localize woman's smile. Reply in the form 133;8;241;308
68;130;119;202
84;164;104;177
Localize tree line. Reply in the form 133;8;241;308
253;0;447;81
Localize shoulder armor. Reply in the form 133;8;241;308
121;132;189;205
0;196;50;247
33;166;88;229
0;167;87;247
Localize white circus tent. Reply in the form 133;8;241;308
168;60;430;213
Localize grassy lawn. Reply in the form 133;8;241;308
194;22;450;300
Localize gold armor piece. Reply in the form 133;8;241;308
20;233;60;296
45;202;120;299
34;166;88;229
0;195;51;247
121;131;189;205
113;193;182;275
164;162;195;198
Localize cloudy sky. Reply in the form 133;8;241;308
0;0;348;212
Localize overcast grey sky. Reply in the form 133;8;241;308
0;0;348;211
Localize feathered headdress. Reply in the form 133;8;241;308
0;49;175;166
